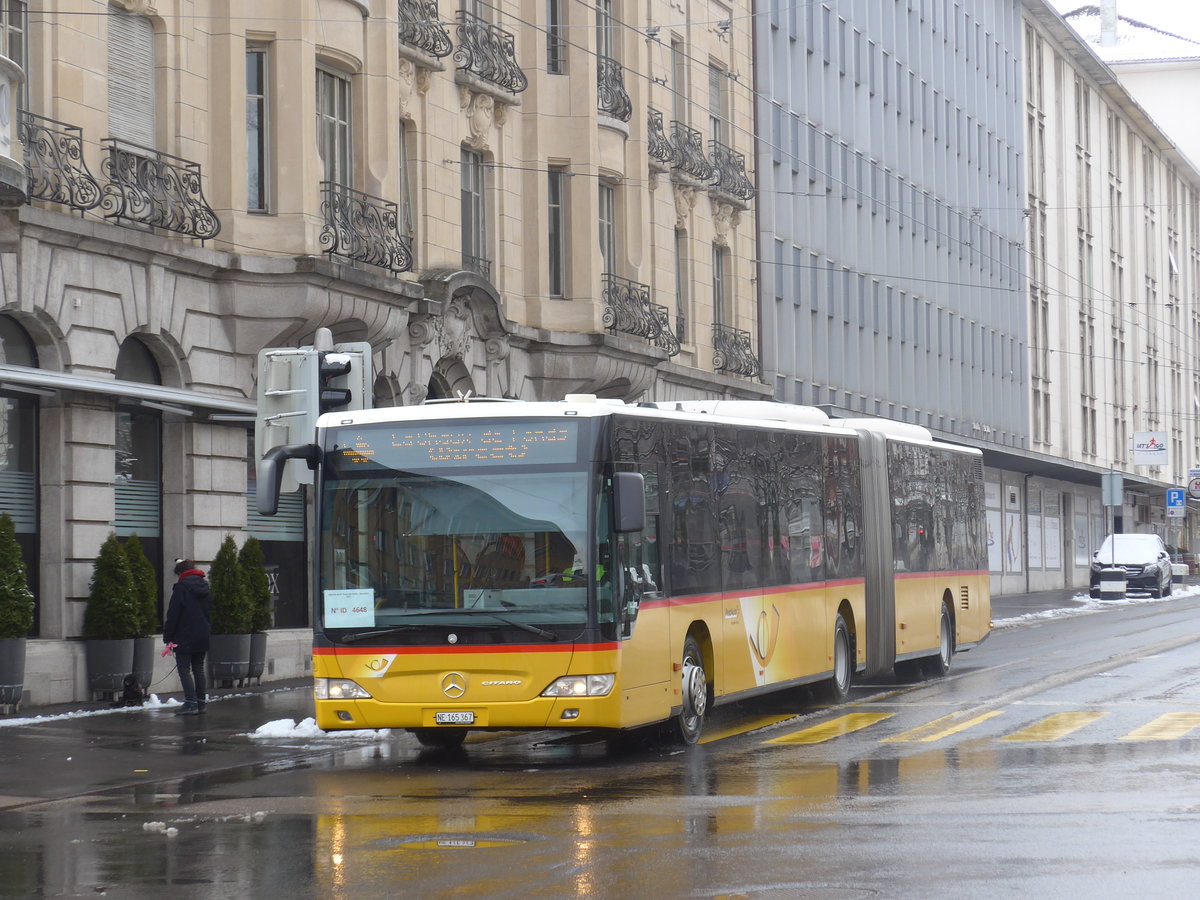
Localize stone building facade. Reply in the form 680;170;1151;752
6;0;764;705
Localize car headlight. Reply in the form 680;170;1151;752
541;674;616;697
314;678;372;700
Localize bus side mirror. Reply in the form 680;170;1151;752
256;443;321;516
612;472;646;534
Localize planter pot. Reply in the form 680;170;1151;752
207;633;251;687
85;638;135;696
131;636;157;691
0;637;26;708
248;632;267;684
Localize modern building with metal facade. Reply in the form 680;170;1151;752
755;0;1027;443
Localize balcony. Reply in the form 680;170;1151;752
597;56;632;123
462;253;491;280
320;182;413;274
647;109;673;171
100;139;221;241
18;111;102;214
709;139;754;204
398;0;453;60
602;273;680;358
712;323;760;378
669;121;713;184
454;10;528;95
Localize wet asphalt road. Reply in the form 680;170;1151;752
3;586;1200;898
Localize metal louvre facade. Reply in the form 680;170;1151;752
753;0;1028;448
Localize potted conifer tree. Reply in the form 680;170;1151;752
207;535;252;687
123;534;159;692
239;536;271;685
83;533;139;697
0;513;34;711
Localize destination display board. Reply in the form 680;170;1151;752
330;420;582;469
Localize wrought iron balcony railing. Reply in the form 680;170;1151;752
398;0;453;59
320;182;414;274
454;10;528;94
18;111;102;214
463;253;491;280
602;273;680;358
647;109;673;169
100;139;221;241
653;306;682;357
597;56;632;123
709;139;754;202
712;323;761;378
669;121;714;183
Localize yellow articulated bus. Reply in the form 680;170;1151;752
257;396;990;748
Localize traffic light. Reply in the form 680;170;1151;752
318;352;353;413
254;333;375;498
317;341;372;420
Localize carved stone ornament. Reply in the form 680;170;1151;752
673;184;697;229
408;314;439;349
484;336;510;362
460;88;495;151
404;382;429;406
441;297;472;360
398;59;417;119
111;0;155;12
712;201;740;247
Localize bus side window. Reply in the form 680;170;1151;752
617;470;661;596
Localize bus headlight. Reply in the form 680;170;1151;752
314;678;372;700
541;674;615;697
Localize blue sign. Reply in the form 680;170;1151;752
1167;489;1185;508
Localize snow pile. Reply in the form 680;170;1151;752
243;717;390;741
993;581;1200;629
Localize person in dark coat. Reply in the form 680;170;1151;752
163;558;212;715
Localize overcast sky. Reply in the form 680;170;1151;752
1050;0;1200;44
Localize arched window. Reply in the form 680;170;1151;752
0;316;39;634
115;338;163;625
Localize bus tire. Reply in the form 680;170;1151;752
412;728;468;750
675;635;708;745
821;614;853;703
921;605;954;678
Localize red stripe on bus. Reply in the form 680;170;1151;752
314;642;619;656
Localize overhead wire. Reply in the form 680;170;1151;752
23;1;1200;375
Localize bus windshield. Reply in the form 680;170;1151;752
318;425;594;634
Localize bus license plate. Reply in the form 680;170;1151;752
435;711;474;725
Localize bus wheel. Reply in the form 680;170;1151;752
821;614;853;703
922;605;953;678
675;635;708;745
412;728;468;750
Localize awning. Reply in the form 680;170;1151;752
0;363;255;420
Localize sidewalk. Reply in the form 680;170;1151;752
0;677;320;808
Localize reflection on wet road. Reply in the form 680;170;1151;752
3;596;1200;897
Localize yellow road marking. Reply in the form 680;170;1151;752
998;711;1107;742
766;712;893;744
1120;712;1200;741
699;714;798;744
882;710;1004;743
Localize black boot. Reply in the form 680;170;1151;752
175;700;199;716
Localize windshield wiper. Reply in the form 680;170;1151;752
448;609;558;641
338;625;420;643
